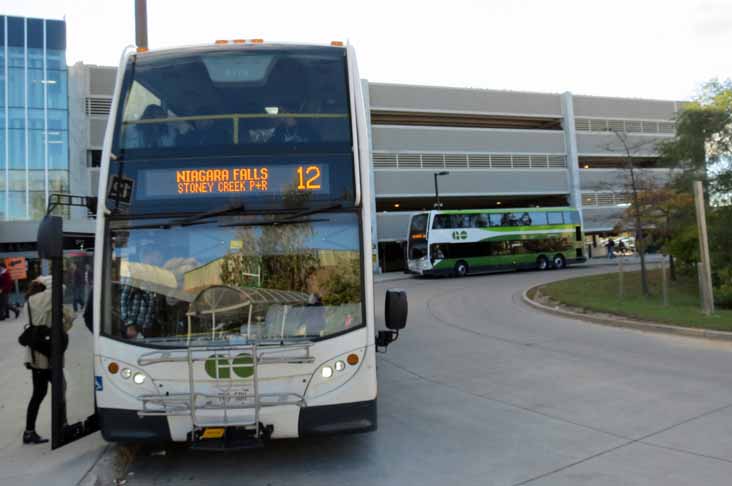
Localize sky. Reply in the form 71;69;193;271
3;0;732;101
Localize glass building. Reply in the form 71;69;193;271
0;15;68;221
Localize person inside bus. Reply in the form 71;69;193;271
120;285;157;339
124;104;177;149
22;276;74;445
124;323;144;340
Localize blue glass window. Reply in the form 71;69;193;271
46;49;66;71
7;17;25;47
45;69;67;109
48;170;68;191
29;130;44;169
8;46;24;68
28;108;44;129
30;191;47;219
45;20;66;50
47;109;68;130
0;129;4;171
27;48;43;69
28;68;45;108
48;130;67;169
8;67;25;106
8;170;26;190
8;107;25;128
8;128;25;168
29;169;45;190
0;65;5;107
8;191;27;220
27;19;44;49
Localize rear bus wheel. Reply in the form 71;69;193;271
454;260;469;277
552;254;566;269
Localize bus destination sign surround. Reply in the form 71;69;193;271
138;164;330;199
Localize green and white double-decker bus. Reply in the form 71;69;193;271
407;207;586;277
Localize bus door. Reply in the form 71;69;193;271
38;215;99;449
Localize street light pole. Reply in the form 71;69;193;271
433;171;449;208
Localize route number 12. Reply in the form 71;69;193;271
297;166;321;190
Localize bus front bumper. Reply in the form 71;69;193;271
98;400;377;443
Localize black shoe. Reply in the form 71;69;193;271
12;309;19;319
23;431;49;444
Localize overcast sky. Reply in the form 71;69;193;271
4;0;731;101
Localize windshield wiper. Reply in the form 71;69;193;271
219;217;329;228
174;203;247;226
277;203;343;221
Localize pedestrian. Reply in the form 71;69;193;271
22;275;74;445
617;239;627;255
607;238;616;259
0;262;20;320
71;263;86;312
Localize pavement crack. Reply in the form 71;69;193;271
511;402;732;485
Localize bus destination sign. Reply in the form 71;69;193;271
138;164;330;199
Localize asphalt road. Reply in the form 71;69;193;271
126;266;732;485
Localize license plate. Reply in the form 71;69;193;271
201;427;225;439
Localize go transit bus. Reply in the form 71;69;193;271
407;207;586;277
45;40;407;450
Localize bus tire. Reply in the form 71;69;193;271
552;254;566;269
454;260;469;277
537;255;549;270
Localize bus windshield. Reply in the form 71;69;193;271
408;213;428;260
103;212;363;347
113;46;352;158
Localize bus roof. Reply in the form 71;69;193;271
132;41;347;60
427;207;578;215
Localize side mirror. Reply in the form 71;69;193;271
37;215;64;259
385;288;408;330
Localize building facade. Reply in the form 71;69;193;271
368;83;679;269
0;49;680;272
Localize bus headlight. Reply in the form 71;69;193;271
321;366;334;379
120;368;132;379
334;360;346;372
133;372;147;385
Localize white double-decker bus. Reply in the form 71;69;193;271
45;40;406;449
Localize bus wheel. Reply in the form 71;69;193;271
537;255;549;270
552;254;566;269
454;260;469;277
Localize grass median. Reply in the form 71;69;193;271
535;269;732;331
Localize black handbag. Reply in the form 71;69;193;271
17;303;68;357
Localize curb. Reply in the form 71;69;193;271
78;444;138;486
522;285;732;342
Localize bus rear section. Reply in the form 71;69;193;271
90;41;389;447
410;208;586;277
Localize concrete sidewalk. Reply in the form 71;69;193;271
0;309;107;486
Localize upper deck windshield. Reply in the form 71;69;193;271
102;212;363;347
408;213;428;260
113;46;352;158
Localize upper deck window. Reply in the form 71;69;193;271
113;47;352;158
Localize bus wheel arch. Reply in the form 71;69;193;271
537;255;549;270
552;254;566;269
454;260;469;277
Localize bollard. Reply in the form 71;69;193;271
618;256;624;299
661;254;668;306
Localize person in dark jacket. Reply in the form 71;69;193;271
0;263;19;320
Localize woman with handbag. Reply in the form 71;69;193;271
21;276;74;445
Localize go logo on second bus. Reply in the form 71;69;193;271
452;230;468;240
204;354;254;379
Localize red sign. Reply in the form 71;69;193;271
5;257;27;280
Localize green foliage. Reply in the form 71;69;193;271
716;269;732;308
318;258;361;306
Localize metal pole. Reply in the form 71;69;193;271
618;256;624;299
661;254;668;306
50;257;65;449
433;173;440;208
693;181;714;315
135;0;149;49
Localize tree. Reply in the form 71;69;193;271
609;130;664;296
657;79;732;307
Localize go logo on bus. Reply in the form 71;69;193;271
452;230;468;241
204;354;254;379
